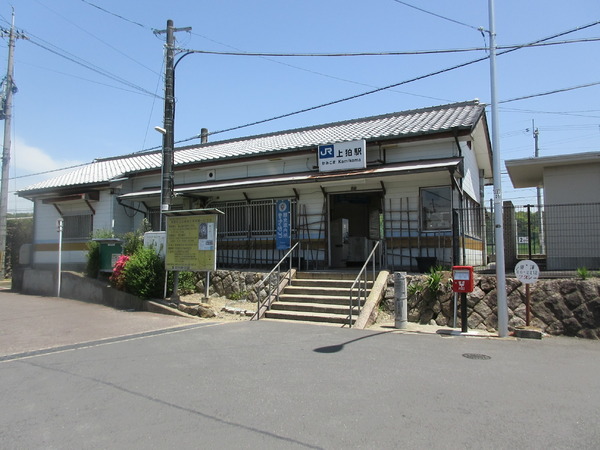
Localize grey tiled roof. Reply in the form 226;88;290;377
19;100;484;194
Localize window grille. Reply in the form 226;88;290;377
213;198;296;238
63;214;93;239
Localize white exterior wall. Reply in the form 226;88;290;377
544;163;600;270
544;163;600;205
32;200;91;269
384;171;454;269
385;139;455;164
30;189;124;270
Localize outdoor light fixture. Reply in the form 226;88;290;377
154;126;167;135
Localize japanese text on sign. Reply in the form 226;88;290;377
276;199;291;250
514;260;540;284
318;139;366;172
166;215;217;271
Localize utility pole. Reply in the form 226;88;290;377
154;20;191;231
0;10;25;279
488;0;509;337
533;120;545;254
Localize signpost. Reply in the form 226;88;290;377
514;259;540;326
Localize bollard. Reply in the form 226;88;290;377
394;272;407;329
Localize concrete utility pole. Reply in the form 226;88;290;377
0;10;25;279
154;20;191;231
488;0;509;337
533;121;545;254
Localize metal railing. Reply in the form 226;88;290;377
348;241;380;328
252;242;300;320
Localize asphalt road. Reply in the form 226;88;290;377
1;291;599;449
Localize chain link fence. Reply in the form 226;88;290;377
464;202;600;277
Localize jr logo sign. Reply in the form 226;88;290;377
317;139;366;172
319;145;334;159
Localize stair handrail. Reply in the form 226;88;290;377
348;240;380;328
252;241;300;320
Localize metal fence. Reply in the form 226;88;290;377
205;200;600;276
468;202;600;277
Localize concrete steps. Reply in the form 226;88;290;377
263;271;374;326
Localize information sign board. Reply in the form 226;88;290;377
166;215;217;271
144;231;166;259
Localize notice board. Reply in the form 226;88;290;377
166;214;217;271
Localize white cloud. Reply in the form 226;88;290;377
13;137;83;174
5;137;86;214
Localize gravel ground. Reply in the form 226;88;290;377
178;293;395;328
178;293;256;321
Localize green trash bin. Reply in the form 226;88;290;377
94;238;123;273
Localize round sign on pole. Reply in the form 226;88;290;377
514;260;540;284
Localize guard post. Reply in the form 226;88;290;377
394;272;407;329
452;266;474;333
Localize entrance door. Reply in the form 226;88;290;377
328;191;383;268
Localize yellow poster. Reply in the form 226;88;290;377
166;215;217;271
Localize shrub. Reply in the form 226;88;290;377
85;240;101;278
84;229;113;278
6;216;33;277
121;232;143;256
122;246;165;299
425;265;444;297
576;267;589;280
229;290;248;301
121;219;151;256
408;279;424;299
173;271;198;296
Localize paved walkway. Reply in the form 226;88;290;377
0;289;201;358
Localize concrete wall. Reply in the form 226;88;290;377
20;269;143;310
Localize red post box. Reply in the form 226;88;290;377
452;266;474;293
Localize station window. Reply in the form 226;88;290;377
420;186;452;231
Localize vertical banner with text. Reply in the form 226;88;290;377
276;199;291;251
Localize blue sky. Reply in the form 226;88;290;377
1;0;599;213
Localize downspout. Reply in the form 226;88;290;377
453;134;466;265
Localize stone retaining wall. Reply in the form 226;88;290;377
382;273;600;340
195;270;267;301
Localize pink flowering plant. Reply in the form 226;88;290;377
110;254;130;290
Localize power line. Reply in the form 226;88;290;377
182;20;600;142
25;31;161;99
178;38;600;58
185;55;490;143
79;0;151;30
172;20;600;144
188;31;453;104
18;59;161;97
169;21;600;144
500;106;600;119
33;0;160;76
14;20;600;180
500;80;600;104
390;0;482;32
